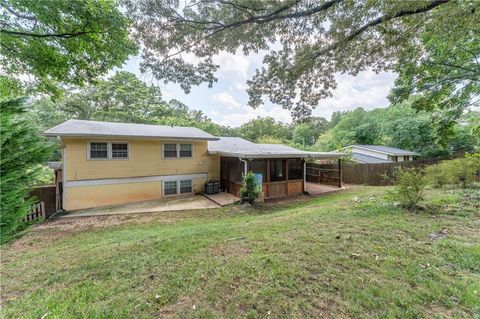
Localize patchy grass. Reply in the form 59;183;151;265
1;187;479;318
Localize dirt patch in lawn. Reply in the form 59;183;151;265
6;210;210;252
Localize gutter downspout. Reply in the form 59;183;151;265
239;158;248;176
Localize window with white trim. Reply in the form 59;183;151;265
88;142;129;160
164;181;177;195
179;144;192;158
180;180;192;194
89;142;108;159
111;143;128;159
163;143;193;158
163;144;178;158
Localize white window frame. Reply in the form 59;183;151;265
163;179;194;196
87;141;129;160
179;179;193;194
162;143;194;159
163;180;178;196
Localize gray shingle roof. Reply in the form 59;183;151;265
44;119;219;141
208;137;345;159
351;153;393;164
352;145;420;156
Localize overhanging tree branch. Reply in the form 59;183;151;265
0;29;92;38
162;0;343;61
314;0;449;58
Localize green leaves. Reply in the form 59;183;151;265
124;0;471;120
1;0;138;95
0;98;54;243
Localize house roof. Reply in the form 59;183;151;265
208;137;345;159
351;153;393;164
45;161;63;170
348;145;420;156
44;119;219;141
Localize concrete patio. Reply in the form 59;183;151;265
57;195;220;218
202;192;239;206
305;182;345;195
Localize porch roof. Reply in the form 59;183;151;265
208;137;345;159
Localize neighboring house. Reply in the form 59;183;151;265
343;145;420;164
44;119;344;210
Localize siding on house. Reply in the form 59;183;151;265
350;146;389;160
62;137;219;210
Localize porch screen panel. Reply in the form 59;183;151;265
250;160;266;180
234;159;243;182
270;159;286;182
288;159;303;180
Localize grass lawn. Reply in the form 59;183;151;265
1;186;479;318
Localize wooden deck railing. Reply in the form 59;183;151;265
306;167;342;187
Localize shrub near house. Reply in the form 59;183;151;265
425;155;480;189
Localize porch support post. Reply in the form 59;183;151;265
338;158;342;188
285;159;289;196
266;159;270;198
303;158;306;192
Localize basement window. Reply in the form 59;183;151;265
164;181;177;196
180;180;192;194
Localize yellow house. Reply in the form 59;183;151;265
45;119;344;211
45;119;220;210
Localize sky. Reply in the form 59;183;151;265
121;51;397;127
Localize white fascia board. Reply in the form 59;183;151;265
43;133;220;141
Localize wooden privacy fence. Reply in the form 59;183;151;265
24;202;45;222
29;185;58;219
309;158;447;186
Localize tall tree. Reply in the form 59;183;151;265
0;98;53;243
0;0;137;95
292;123;315;147
125;0;478;122
237;116;290;142
29;72;227;136
388;6;480;136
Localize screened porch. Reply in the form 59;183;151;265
220;157;306;199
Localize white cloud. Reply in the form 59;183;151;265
313;71;397;119
234;82;247;91
218;105;292;127
213;51;250;81
212;92;242;110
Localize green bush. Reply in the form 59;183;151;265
0;98;53;244
387;168;427;210
240;171;260;204
424;164;451;188
425;155;479;189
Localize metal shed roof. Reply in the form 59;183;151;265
44;119;219;141
208;137;345;159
